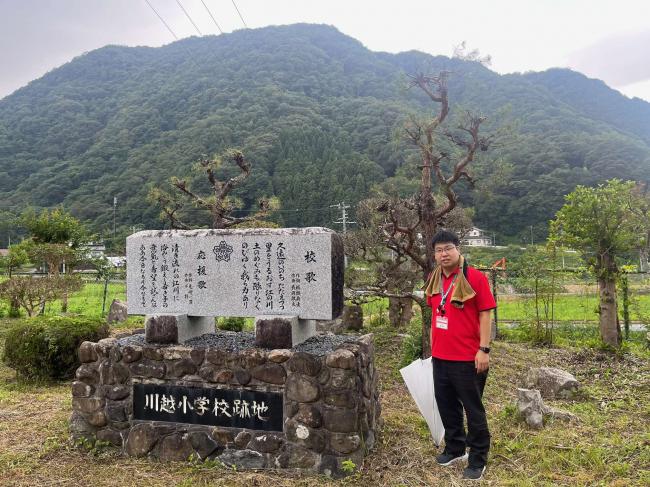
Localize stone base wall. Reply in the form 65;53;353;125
70;333;380;478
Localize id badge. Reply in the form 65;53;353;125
435;316;448;330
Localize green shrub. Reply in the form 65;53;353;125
217;316;245;332
400;317;423;368
2;316;109;380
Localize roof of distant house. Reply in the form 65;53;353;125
0;249;8;257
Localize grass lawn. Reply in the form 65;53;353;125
497;293;650;324
0;312;649;486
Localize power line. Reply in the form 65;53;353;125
175;0;203;36
200;0;223;34
230;0;247;28
144;0;179;40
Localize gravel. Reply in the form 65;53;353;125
117;330;358;355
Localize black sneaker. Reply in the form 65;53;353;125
462;465;486;480
436;451;468;466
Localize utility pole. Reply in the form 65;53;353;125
113;197;117;241
530;225;534;246
330;202;355;267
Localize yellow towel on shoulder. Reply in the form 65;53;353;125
424;255;476;307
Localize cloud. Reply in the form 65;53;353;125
568;29;650;87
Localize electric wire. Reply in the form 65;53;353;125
174;0;203;36
144;0;179;40
230;0;247;28
200;0;223;34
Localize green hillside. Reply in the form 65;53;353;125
0;24;648;247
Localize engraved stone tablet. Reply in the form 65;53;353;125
127;227;344;320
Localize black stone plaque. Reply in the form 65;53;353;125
133;383;283;431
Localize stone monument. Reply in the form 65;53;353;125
70;228;380;477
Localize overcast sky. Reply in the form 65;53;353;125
1;0;650;102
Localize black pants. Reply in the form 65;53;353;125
433;358;490;468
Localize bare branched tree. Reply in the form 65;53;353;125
149;149;277;230
377;71;493;356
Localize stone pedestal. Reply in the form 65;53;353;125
70;332;381;478
254;316;316;349
145;315;215;344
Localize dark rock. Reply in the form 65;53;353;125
75;364;99;384
285;419;325;452
190;348;205;366
284;400;299;419
170;358;198;378
329;433;361;454
323;389;357;408
95;338;117;358
234;430;252;448
153;424;178;436
294;404;322;428
72;397;105;414
106;402;127;422
198;365;233;383
78;341;98;363
205;349;228;366
238;348;267;369
329;368;356;389
267;349;292;363
255;317;292;349
103;385;130;401
275;444;318;469
318;366;330;385
211;427;234;447
251;363;286;385
86;410;108;427
158;433;193;461
342;304;363;331
142;347;164;361
129;359;166;379
107;299;128;324
69;411;94;436
364;430;376;451
319;453;362;479
288;352;322;376
217;449;265;469
112;421;131;431
99;361;130;385
96;428;123;447
145;315;179;344
326;349;356;369
189;431;220;459
285;375;320;403
322;407;358;433
71;381;94;398
248;433;283;453
234;368;251;385
121;345;142;363
109;346;122;362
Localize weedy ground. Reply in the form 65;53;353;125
0;315;648;487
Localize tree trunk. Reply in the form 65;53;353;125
389;297;413;328
598;275;620;348
421;302;432;359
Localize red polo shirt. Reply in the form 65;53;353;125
427;265;496;361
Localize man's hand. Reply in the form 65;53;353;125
475;350;489;373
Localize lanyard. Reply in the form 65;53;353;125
437;273;458;316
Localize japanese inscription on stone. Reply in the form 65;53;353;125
133;383;283;431
127;228;344;320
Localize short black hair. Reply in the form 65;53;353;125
431;230;460;247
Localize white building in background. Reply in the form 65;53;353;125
461;227;494;247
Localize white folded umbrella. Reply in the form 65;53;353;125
400;357;445;445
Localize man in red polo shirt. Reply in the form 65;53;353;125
426;230;496;481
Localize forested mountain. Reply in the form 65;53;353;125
1;23;649;247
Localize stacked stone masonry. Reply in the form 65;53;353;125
70;333;380;478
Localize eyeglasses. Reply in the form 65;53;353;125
434;245;457;254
